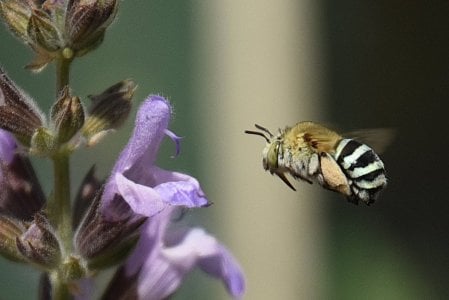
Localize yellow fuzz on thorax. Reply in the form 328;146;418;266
282;121;342;154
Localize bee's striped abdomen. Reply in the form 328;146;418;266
334;139;387;205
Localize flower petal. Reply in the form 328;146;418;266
152;167;209;208
100;96;209;221
0;129;16;165
103;167;208;220
135;227;245;299
169;228;245;299
164;129;182;158
112;95;171;175
114;172;166;217
198;239;246;299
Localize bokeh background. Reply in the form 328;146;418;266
1;1;449;299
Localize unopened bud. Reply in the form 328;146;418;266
74;192;143;270
73;166;102;229
27;9;62;53
0;68;45;146
0;215;26;262
51;87;85;145
82;80;136;146
0;132;46;220
16;213;61;269
66;0;118;57
0;0;32;41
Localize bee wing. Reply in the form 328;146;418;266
344;128;395;154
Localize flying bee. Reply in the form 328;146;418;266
244;122;390;205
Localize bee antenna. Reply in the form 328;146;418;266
244;130;270;143
254;124;274;138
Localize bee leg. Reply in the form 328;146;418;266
289;158;314;184
294;175;313;184
319;152;352;197
275;172;296;191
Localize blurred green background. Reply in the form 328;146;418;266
1;1;449;299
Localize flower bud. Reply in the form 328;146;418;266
51;87;85;145
74;191;144;270
0;153;47;220
82;80;136;146
1;1;119;71
0;68;45;146
65;0;118;57
27;9;62;53
73;166;102;230
16;213;62;269
0;0;32;41
0;129;46;220
0;215;27;262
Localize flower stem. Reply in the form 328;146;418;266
54;52;74;254
53;153;72;253
51;54;74;300
56;52;73;94
50;271;70;300
51;153;72;300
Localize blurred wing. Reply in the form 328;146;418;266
344;128;396;154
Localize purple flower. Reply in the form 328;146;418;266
75;96;210;267
0;129;45;220
100;95;209;221
76;95;244;299
103;207;245;300
0;129;16;168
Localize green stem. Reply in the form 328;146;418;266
56;53;72;94
51;153;72;300
54;52;73;254
51;53;74;300
50;271;70;300
53;153;72;254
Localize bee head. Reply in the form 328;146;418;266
262;140;280;172
244;124;281;172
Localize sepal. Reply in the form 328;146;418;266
16;213;62;269
0;131;46;220
0;0;32;41
82;80;136;146
51;87;85;145
0;215;27;262
65;0;118;57
74;190;144;270
0;68;45;146
27;9;62;53
30;127;56;156
73;166;102;230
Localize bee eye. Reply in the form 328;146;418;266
267;142;279;169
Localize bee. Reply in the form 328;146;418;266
244;122;389;205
